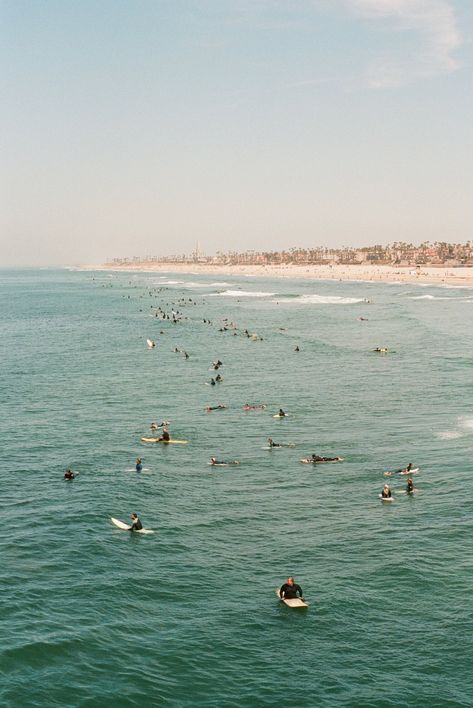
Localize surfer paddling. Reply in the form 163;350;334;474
279;577;304;601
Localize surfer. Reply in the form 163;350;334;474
210;457;240;466
310;454;340;463
215;374;223;382
295;346;300;352
279;577;304;600
373;347;388;353
267;438;281;448
278;408;286;417
406;478;415;494
207;405;227;411
150;420;170;430
130;513;143;531
136;458;143;472
64;469;75;480
158;428;170;442
381;484;392;499
210;378;216;386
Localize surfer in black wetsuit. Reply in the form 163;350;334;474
406;478;415;494
130;513;143;531
159;428;170;442
267;438;281;448
136;458;143;472
278;408;286;417
311;454;340;463
64;469;75;480
279;577;304;600
381;484;392;499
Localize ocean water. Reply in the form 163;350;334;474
1;268;473;707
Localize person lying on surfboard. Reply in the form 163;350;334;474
279;577;304;601
209;457;240;466
310;454;341;463
130;513;143;531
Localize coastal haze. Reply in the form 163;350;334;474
2;0;473;266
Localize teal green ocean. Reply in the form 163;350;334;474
2;268;472;707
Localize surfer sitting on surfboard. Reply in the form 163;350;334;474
156;428;170;442
279;577;304;601
381;484;392;499
267;438;281;448
406;478;415;494
130;513;143;531
136;458;143;472
64;469;75;480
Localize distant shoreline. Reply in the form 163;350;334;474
80;262;473;286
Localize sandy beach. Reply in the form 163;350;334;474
86;262;473;287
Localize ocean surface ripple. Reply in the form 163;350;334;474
1;269;472;707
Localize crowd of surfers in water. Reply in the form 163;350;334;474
70;279;422;595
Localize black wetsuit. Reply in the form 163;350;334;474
131;518;143;531
279;583;303;599
161;431;170;441
381;490;392;498
406;481;414;493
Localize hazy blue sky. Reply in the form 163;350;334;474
2;0;472;265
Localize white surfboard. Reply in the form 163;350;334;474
111;517;154;534
146;339;155;348
273;414;289;418
275;589;309;608
379;495;394;502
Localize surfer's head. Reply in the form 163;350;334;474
287;577;294;586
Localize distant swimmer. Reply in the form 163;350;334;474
210;378;216;386
130;513;143;531
209;457;240;466
150;420;170;430
243;403;267;411
207;405;227;412
136;458;143;472
294;346;300;352
373;347;388;353
215;374;223;382
279;577;304;601
64;469;75;480
406;478;415;494
358;317;368;321
381;484;392;499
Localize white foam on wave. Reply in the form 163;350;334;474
410;294;473;301
183;281;231;288
274;294;365;305
209;290;276;298
435;431;463;440
459;416;473;430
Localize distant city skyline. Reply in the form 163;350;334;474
2;0;472;266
